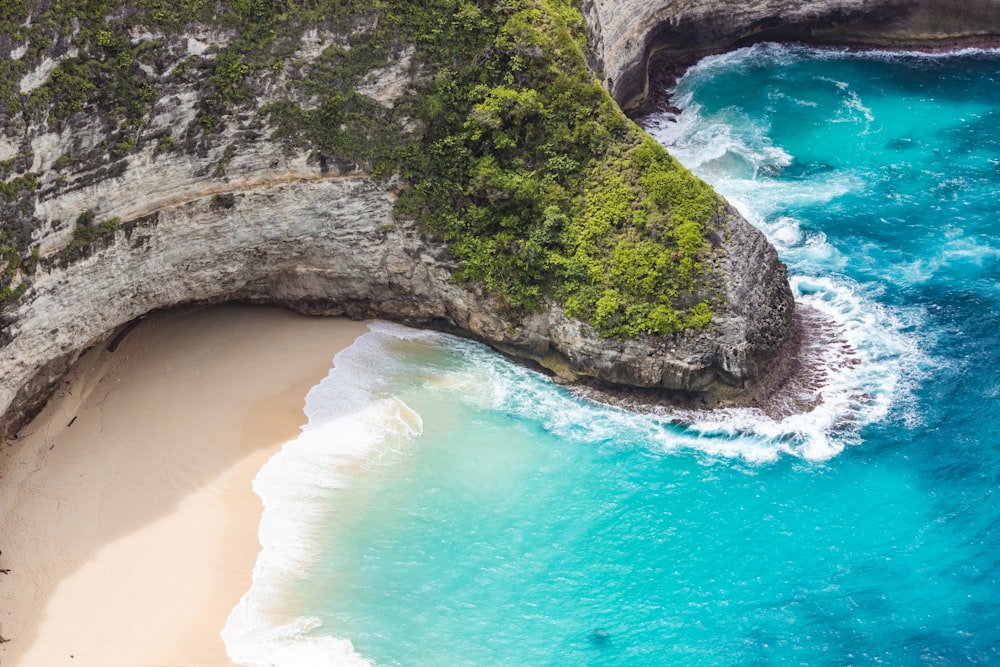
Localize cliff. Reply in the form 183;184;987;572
583;0;1000;109
0;0;800;437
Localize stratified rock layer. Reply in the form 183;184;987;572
0;1;812;438
583;0;1000;108
0;123;793;435
12;0;998;436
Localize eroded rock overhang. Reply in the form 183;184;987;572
582;0;1000;110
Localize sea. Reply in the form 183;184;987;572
222;44;1000;665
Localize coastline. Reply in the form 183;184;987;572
0;305;369;667
568;305;857;420
631;39;1000;119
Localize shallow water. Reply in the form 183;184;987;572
224;45;1000;665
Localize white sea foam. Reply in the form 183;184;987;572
647;108;858;278
418;325;901;464
224;615;369;667
223;42;991;665
650;294;922;464
679;41;1000;75
226;303;924;663
837;89;876;129
223;323;428;667
639;44;932;460
645;101;793;179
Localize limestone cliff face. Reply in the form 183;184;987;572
583;0;1000;108
0;117;792;434
0;4;802;437
3;0;994;436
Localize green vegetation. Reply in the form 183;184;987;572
0;0;723;337
0;173;39;202
18;26;159;128
59;210;121;259
71;210;120;241
386;0;721;335
253;0;721;335
0;228;33;307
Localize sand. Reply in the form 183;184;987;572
0;305;370;667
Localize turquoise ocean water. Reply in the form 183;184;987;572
223;45;1000;665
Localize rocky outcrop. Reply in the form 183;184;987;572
473;201;793;398
0;4;802;438
583;0;1000;109
8;0;994;436
0;124;793;436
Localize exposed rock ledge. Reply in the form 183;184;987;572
0;122;793;436
8;0;992;438
0;2;810;439
583;0;1000;109
8;0;993;438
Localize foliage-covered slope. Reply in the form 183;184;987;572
0;0;721;337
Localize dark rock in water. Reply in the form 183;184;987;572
590;628;611;644
887;137;917;150
783;161;837;180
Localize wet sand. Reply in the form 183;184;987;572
0;305;368;666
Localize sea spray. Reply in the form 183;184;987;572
225;45;1000;665
642;42;932;457
223;314;890;663
223;324;431;667
226;314;988;664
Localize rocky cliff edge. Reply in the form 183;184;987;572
0;2;798;437
583;0;1000;110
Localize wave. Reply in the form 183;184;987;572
219;43;997;666
402;321;909;463
222;323;430;667
223;616;369;667
644;100;793;178
223;305;923;662
674;42;1000;77
641;43;932;459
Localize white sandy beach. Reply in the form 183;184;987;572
0;305;369;667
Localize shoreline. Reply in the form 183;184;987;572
569;305;857;420
0;305;369;667
631;39;1000;120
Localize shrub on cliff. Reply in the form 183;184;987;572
387;0;722;336
0;0;721;337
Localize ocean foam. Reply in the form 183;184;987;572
224;308;924;661
224;615;369;667
676;42;1000;77
644;101;793;179
418;329;878;464
221;45;1000;665
223;323;429;667
640;44;933;460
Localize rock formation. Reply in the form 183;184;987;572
0;100;793;435
4;0;903;437
8;0;998;437
583;0;1000;109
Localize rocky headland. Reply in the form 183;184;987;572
584;0;1000;110
2;0;994;438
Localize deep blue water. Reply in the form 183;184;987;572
224;45;1000;666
